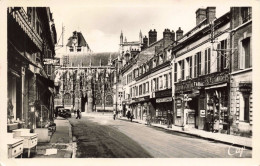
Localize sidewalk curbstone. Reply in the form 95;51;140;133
118;117;252;150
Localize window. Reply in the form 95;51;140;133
241;37;251;69
189;56;192;78
139;85;142;95
151;80;153;91
165;74;168;88
194;54;198;77
174;63;177;82
241;7;252;23
146;82;149;93
217;39;227;71
159;76;163;89
155;78;159;90
77;46;81;52
197;52;201;76
205;48;211;74
143;83;146;94
181;60;185;80
243;95;250;122
169;72;172;88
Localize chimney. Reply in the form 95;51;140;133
196;8;206;25
206;7;216;24
163;29;174;48
163;29;172;41
176;27;183;41
148;29;157;45
142;35;148;50
171;30;175;41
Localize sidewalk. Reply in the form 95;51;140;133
34;117;75;158
119;117;252;149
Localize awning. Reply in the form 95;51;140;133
36;73;54;87
205;83;227;90
8;40;38;67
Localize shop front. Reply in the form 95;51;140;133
154;89;173;125
203;71;230;133
130;96;150;121
174;79;203;128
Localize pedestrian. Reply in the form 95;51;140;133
146;113;151;126
130;113;134;122
167;110;173;128
76;109;81;119
113;110;116;120
126;110;131;120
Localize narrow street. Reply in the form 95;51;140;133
69;115;252;158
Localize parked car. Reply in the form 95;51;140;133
63;109;72;118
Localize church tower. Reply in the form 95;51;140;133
139;30;143;44
120;31;123;44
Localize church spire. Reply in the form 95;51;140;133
139;30;143;43
120;30;123;44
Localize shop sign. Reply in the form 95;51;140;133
155;89;172;98
156;97;172;103
43;58;60;66
239;82;252;92
176;99;182;107
200;110;205;117
177;109;182;117
204;72;229;86
175;79;203;93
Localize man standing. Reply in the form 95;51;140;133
76;109;81;119
167;110;173;128
113;110;116;120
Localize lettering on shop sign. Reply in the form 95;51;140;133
155;89;172;98
156;97;172;103
239;82;252;92
175;80;203;92
204;72;229;86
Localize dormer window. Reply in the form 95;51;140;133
241;7;252;23
77;46;81;52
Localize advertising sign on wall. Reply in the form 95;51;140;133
200;110;205;117
177;109;181;117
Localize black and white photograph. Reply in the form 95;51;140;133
1;0;260;165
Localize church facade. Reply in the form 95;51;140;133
54;31;118;113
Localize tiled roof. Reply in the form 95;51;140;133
137;39;163;66
65;52;119;67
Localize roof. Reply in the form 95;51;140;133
137;39;164;66
64;52;119;67
66;31;90;49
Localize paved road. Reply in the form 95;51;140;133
69;115;252;158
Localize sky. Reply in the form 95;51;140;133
48;0;249;55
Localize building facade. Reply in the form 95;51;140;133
7;7;57;131
172;7;232;133
54;31;118;113
229;7;252;136
118;29;175;124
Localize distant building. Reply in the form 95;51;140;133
54;31;118;113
